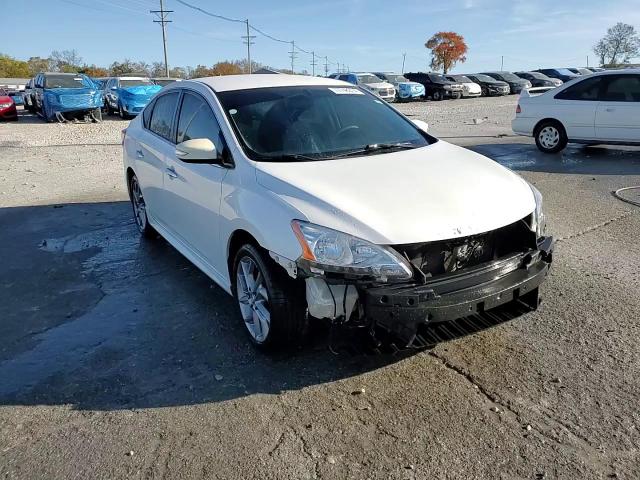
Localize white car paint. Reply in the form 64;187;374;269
123;74;539;313
353;73;396;101
512;69;640;146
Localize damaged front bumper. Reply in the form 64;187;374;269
362;237;554;347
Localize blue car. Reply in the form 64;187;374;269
103;77;161;119
373;72;425;101
33;72;103;122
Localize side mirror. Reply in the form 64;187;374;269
110;86;117;90
412;119;429;133
175;138;218;163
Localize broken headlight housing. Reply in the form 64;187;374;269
291;220;413;282
529;184;546;238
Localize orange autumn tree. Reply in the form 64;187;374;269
425;32;468;74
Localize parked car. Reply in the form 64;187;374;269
587;67;605;73
6;88;24;106
464;74;510;96
403;72;464;100
514;71;562;88
445;75;482;97
513;69;640;153
122;74;554;350
480;72;531;94
103;77;162;118
335;73;396;101
152;77;183;87
567;68;594;76
33;72;103;122
0;89;18;121
373;72;425;101
534;68;580;84
22;78;36;112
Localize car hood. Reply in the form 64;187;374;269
398;82;424;88
254;141;535;245
0;95;13;103
363;82;394;89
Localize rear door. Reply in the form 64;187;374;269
595;74;640;142
162;90;230;275
551;76;604;140
135;91;180;226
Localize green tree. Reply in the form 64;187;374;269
27;56;51;75
0;54;30;77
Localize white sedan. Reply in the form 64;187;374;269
123;74;553;350
512;69;640;153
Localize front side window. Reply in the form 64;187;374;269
601;75;640;102
471;74;495;83
177;92;225;154
555;77;603;101
149;92;179;142
217;85;432;162
357;74;383;84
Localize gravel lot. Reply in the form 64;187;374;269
1;97;639;479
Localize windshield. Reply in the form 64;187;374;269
450;75;471;83
472;74;496;82
357;74;383;84
384;74;409;83
120;79;152;87
428;74;448;82
43;75;92;89
496;72;521;82
524;72;546;79
153;79;175;86
217;86;431;162
555;69;576;76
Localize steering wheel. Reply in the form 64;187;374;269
336;125;360;137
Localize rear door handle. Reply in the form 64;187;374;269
136;149;144;158
166;166;178;179
605;108;615;112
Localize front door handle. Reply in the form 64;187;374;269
605;108;615;112
166;166;178;179
136;149;144;159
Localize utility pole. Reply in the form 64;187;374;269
324;56;329;76
402;52;406;74
586;55;589;68
241;19;256;74
288;41;297;74
150;0;172;78
500;55;504;70
310;51;317;76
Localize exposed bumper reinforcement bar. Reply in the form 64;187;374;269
363;237;554;348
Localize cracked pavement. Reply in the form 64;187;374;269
1;102;639;479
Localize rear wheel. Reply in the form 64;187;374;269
129;174;155;237
432;90;443;101
119;103;128;119
232;244;307;350
535;121;568;153
104;100;113;116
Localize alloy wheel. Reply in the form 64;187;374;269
130;177;147;232
236;256;270;343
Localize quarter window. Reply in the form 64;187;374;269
149;92;179;142
601;75;640;102
176;92;225;154
555;77;602;101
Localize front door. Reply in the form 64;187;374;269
162;90;230;277
595;74;640;142
552;76;604;140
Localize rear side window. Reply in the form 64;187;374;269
555;77;602;101
176;92;225;154
149;92;179;142
142;99;155;129
601;75;640;102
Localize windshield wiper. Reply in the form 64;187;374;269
330;142;419;159
256;153;321;162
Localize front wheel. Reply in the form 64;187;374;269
119;103;128;120
233;244;307;350
535;121;568;153
432;90;443;101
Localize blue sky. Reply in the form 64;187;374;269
5;0;640;74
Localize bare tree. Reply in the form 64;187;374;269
50;49;83;72
593;23;640;67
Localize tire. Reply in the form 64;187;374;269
534;120;568;153
481;86;488;96
432;90;443;101
118;103;128;120
91;107;102;122
232;244;307;350
104;100;113;116
128;174;156;238
453;92;462;100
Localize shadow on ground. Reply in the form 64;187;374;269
471;142;640;175
0;201;407;411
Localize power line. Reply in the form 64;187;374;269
173;0;244;23
150;0;172;77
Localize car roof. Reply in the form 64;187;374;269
115;76;151;80
195;74;347;92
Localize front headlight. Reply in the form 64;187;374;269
529;184;546;238
0;103;12;108
291;220;413;282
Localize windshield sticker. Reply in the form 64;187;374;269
329;87;364;95
229;109;238;115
